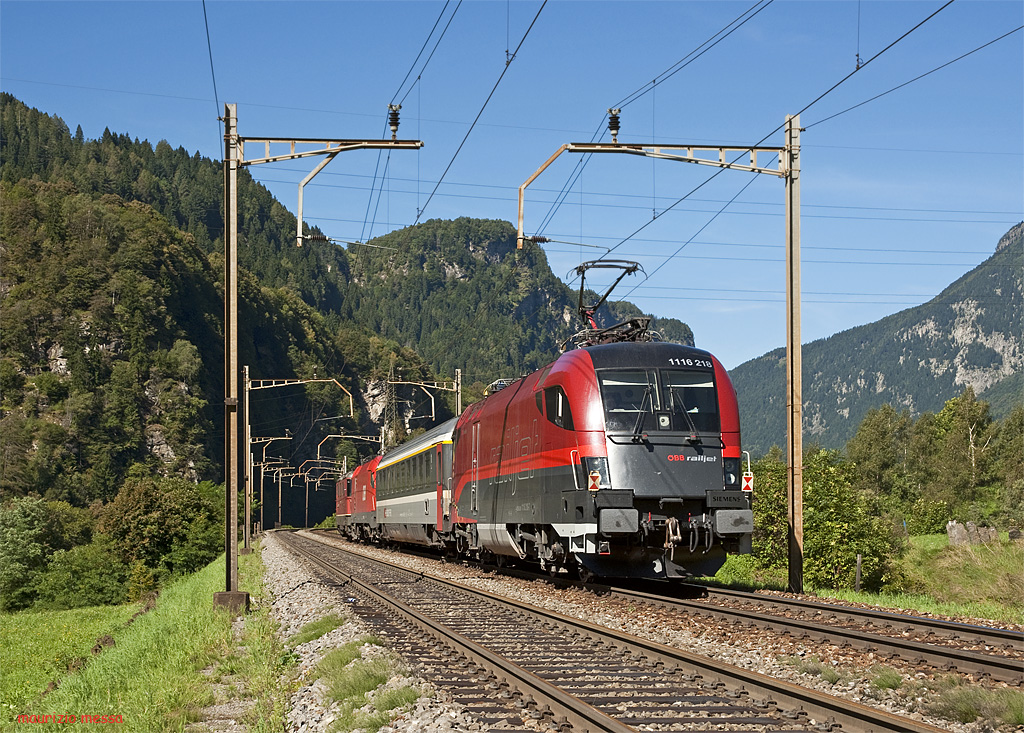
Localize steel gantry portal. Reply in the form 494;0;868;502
216;103;422;612
516;114;805;592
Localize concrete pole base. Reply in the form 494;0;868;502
213;591;250;615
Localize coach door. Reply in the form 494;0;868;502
471;422;480;514
436;444;446;528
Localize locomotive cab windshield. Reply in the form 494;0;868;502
598;368;720;436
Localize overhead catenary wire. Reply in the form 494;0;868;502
808;24;1024;129
599;0;960;263
415;0;548;223
535;0;777;238
390;0;459;107
620;158;775;301
200;0;221;148
363;0;463;240
614;0;776;110
257;164;1022;217
281;177;1019;226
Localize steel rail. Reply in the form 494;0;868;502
606;586;1023;684
688;584;1024;648
289;531;949;733
305;530;1022;683
281;533;635;733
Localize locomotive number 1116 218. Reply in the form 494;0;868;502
668;357;713;368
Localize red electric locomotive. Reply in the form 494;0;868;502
445;338;750;580
335;455;380;542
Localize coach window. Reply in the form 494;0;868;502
544;386;574;430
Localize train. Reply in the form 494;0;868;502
335;336;753;581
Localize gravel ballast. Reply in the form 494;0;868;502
262;531;1009;733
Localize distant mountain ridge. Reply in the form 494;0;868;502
731;223;1023;456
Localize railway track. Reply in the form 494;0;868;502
281;531;950;733
606;583;1024;685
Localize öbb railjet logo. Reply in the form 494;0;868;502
666;454;717;462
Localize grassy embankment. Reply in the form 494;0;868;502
1;603;142;723
713;533;1023;624
1;545;291;732
714;533;1024;727
2;540;421;733
816;533;1024;625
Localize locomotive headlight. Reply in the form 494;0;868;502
723;458;740;487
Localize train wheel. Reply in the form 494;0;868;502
572;557;595;584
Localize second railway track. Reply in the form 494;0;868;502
280;530;954;733
606;583;1024;685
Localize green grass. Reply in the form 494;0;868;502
704;554;788;590
869;666;903;690
0;602;141;720
815;534;1024;625
290;614;347;647
16;555;237;731
318;638;384;678
783;656;844;686
925;677;1024;726
710;536;1023;625
316;640;418;733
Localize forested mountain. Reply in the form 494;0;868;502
732;223;1023;456
0;95;438;515
0;94;693;506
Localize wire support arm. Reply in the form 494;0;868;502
248;377;355;417
237;138;423;167
517;140;785;248
565;142;785;176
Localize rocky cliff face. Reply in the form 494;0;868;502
730;223;1023;456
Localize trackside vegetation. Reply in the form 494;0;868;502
18;555;233;729
0;602;141;721
5;546;293;732
315;639;420;733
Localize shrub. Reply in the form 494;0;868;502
905;498;950;535
101;475;223;576
0;497;50;611
34;535;129;609
33;371;69;403
0;497;95;611
751;446;787;571
803;450;907;592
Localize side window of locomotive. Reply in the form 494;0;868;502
535;390;543;415
661;369;720;433
598;370;658;431
543;386;574;430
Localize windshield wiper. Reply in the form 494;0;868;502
670;386;702;444
630;385;652;442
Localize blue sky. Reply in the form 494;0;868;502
2;0;1021;371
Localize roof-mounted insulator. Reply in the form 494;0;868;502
607;108;621;144
388;104;401;140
